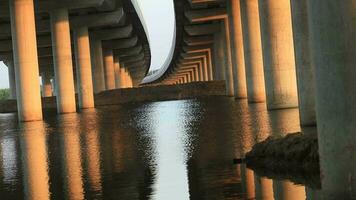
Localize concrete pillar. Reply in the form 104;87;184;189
120;67;127;88
6;61;17;99
221;21;235;96
258;0;299;109
290;0;316;126
50;8;76;114
308;0;356;198
90;40;106;93
74;27;95;109
214;31;226;81
114;57;121;88
241;164;255;199
10;0;43;121
41;72;53;97
228;0;248;99
103;49;115;90
240;0;266;103
202;57;209;81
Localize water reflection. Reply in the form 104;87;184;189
0;97;319;199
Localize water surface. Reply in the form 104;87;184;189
0;97;314;199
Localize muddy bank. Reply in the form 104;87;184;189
245;132;321;188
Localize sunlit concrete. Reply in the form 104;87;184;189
103;49;116;90
258;0;299;110
10;0;43;121
240;0;266;103
273;180;306;200
227;0;248;99
50;8;76;114
90;40;106;94
74;27;95;109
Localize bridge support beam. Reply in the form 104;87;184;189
290;0;316;126
51;8;76;114
74;26;94;109
114;57;121;88
103;49;116;90
258;0;298;109
308;0;356;198
228;0;248;99
240;0;266;103
10;0;43;121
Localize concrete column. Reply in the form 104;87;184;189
41;72;53;97
228;0;248;99
258;0;298;109
240;0;266;103
308;0;356;198
221;21;235;96
214;31;226;81
6;61;17;99
254;175;274;200
9;0;42;121
103;49;115;90
90;40;106;93
119;67;126;88
113;57;121;88
290;0;316;126
50;8;76;114
202;57;209;81
74;27;95;109
241;164;255;199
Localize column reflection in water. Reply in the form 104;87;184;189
248;103;274;200
188;98;243;199
58;114;84;200
80;110;103;198
20;121;50;200
1;131;18;186
269;109;306;199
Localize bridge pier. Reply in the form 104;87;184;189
91;40;106;93
74;27;95;109
10;0;43;121
227;0;248;99
290;0;316;126
308;0;356;198
51;8;76;114
240;0;266;103
103;49;116;90
258;0;299;110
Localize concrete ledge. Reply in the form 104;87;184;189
0;81;226;113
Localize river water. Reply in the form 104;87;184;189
0;97;318;199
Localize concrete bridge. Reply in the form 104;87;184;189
1;0;356;198
0;0;150;121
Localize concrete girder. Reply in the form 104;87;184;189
119;52;145;63
185;8;227;22
184;23;220;36
183;35;214;46
70;8;124;29
114;45;143;57
102;36;138;49
90;25;133;41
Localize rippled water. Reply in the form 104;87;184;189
0;97;316;199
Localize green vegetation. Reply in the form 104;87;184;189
0;88;10;101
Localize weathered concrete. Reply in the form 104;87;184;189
114;56;121;88
258;0;299;110
308;0;356;198
227;0;248;99
240;0;266;103
10;0;43;121
290;0;316;126
74;27;95;109
0;81;226;113
50;8;76;114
